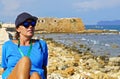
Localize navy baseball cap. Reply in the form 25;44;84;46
15;12;38;27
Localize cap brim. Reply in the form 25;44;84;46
29;16;38;21
25;16;38;22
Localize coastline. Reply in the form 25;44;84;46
35;29;120;34
0;28;120;79
0;38;120;79
46;39;120;79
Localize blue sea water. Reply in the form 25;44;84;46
36;33;120;57
35;25;120;57
85;25;120;31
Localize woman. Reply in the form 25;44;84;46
1;12;48;79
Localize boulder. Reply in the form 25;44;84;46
0;28;10;57
0;28;10;44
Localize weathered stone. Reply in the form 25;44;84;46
0;28;10;56
36;17;85;33
91;72;117;79
0;28;9;44
47;39;119;79
61;67;75;78
108;57;120;66
109;57;120;63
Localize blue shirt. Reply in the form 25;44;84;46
1;39;48;79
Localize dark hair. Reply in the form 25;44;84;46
14;31;19;40
14;26;20;40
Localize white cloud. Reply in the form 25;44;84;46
0;0;20;16
73;0;120;11
0;0;39;16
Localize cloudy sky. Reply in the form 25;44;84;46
0;0;120;25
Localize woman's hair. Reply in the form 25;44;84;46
14;27;20;40
14;31;19;40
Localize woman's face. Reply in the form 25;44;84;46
16;19;36;38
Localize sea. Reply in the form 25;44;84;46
85;25;120;31
36;25;120;57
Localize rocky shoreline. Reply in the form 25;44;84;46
0;28;120;79
46;39;120;79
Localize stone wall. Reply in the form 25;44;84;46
2;23;15;28
35;17;85;33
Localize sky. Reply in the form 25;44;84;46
0;0;120;25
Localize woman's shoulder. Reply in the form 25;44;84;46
3;40;12;45
3;40;17;47
39;39;47;45
33;39;46;44
33;39;47;48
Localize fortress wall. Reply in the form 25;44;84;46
36;17;85;33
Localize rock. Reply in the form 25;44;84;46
61;67;75;78
46;39;119;79
91;72;117;79
109;57;120;63
0;28;11;56
48;73;63;79
0;28;10;44
108;57;120;66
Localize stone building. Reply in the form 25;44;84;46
2;23;15;28
36;17;85;33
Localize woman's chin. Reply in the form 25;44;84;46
27;34;34;38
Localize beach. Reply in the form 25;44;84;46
0;37;120;79
0;29;120;79
45;38;120;79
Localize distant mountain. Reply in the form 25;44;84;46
97;20;120;25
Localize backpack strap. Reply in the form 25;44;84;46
39;39;43;52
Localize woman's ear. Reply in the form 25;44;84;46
16;27;21;33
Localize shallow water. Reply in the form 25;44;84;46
35;33;120;57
